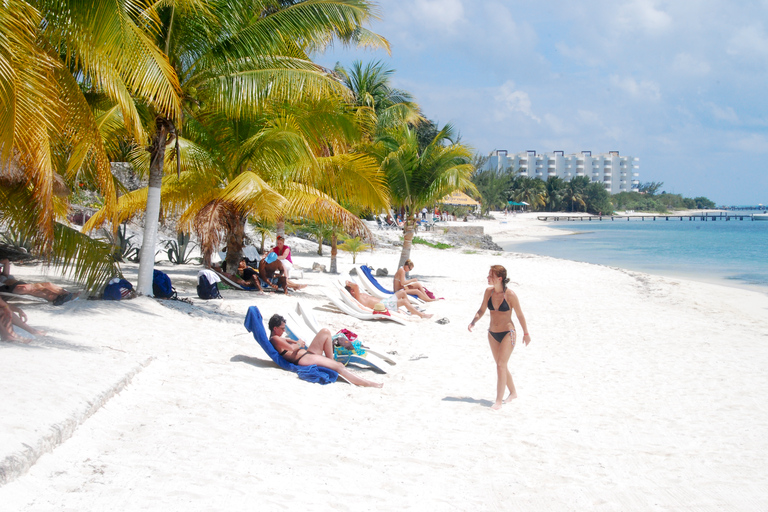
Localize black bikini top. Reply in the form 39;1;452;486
487;294;510;312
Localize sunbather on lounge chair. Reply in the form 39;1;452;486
0;259;77;305
236;259;264;291
344;281;432;319
268;314;382;387
393;259;436;302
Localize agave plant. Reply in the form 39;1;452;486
165;231;197;265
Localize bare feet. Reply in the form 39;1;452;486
503;392;517;403
369;382;383;388
491;401;503;410
420;313;433;319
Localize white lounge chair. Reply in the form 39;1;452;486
333;279;411;323
321;289;407;325
354;265;423;304
296;300;396;366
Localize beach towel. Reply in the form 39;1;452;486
243;306;337;384
359;265;419;299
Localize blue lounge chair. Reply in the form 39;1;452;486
243;306;338;384
357;265;421;302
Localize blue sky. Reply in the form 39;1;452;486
316;0;768;205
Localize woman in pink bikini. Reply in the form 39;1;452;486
468;265;531;410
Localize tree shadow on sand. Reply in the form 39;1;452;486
230;354;278;369
442;396;494;408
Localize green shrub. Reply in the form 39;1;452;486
413;236;452;249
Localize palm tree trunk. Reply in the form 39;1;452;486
317;235;323;256
225;212;247;271
397;215;416;268
276;217;285;239
330;233;338;273
137;117;174;295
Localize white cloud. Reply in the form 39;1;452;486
609;75;661;101
616;0;672;34
705;102;739;123
730;133;768;153
494;81;540;122
672;53;711;76
414;0;465;28
727;24;768;60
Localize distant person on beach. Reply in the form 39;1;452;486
468;265;531;410
268;314;382;387
344;280;432;319
0;259;76;305
0;297;44;342
393;260;437;302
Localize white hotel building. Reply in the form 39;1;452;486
483;150;640;194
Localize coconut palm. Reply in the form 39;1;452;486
511;176;546;211
335;60;421;134
1;0;181;291
562;176;589;212
544;176;565;212
84;0;390;292
374;123;476;268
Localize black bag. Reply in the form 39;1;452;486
197;274;221;299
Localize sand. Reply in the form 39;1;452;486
1;213;767;510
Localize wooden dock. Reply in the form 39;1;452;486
537;214;760;222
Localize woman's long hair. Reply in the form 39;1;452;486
490;265;510;291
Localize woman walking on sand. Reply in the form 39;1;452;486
468;265;531;410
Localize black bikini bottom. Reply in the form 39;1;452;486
488;330;515;343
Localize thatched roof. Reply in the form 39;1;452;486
0;159;70;197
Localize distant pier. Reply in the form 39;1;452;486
537;213;762;222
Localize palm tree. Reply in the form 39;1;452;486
472;166;514;214
511;177;546;211
335;60;421;134
544;176;565;212
562;176;590;212
374;123;476;267
1;0;181;291
85;0;390;292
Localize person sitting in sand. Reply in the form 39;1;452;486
0;297;45;342
393;259;436;302
270;235;294;277
0;259;77;305
468;265;531;410
258;255;306;294
344;280;432;319
235;258;264;291
268;314;382;388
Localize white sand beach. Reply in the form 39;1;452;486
1;213;767;510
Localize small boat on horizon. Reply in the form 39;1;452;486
753;213;768;221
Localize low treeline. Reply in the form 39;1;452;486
472;169;716;215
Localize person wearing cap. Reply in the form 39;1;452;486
343;281;432;319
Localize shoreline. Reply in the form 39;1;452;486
1;222;768;509
472;212;768;296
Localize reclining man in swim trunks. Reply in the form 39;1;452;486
343;280;432;319
393;259;436;302
0;259;77;305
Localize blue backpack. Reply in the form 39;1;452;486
103;278;134;300
152;269;177;299
197;273;221;300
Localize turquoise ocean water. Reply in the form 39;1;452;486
503;213;768;293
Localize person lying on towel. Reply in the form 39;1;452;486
268;314;382;388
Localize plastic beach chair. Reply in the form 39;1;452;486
332;280;411;323
296;300;396;366
283;310;386;374
242;306;338;384
321;289;407;325
355;265;422;303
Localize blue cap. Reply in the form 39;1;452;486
265;252;278;264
